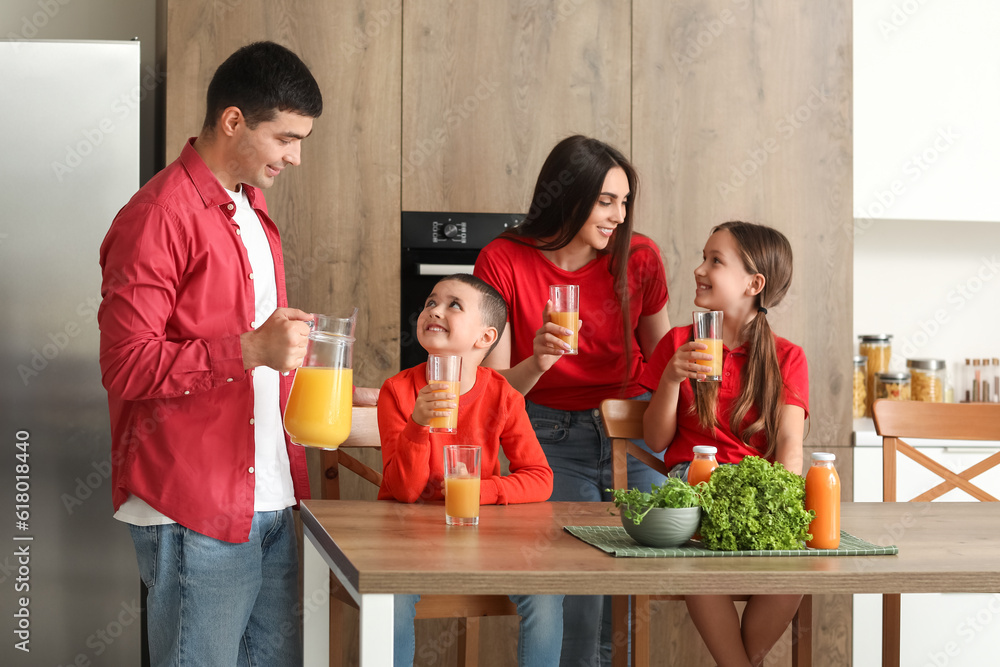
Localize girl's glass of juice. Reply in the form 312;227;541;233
692;310;723;381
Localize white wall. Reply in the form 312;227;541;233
854;0;1000;223
853;218;1000;392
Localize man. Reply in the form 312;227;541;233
98;41;321;666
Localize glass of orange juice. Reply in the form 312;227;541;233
692;310;723;382
444;445;481;526
427;354;461;434
283;308;356;449
549;284;580;355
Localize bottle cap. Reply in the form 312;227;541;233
811;452;836;462
692;445;718;455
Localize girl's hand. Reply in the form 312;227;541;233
531;301;578;373
662;341;714;384
413;382;456;427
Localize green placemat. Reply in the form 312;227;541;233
565;526;898;557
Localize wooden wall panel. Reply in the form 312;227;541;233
633;1;853;665
401;0;632;213
166;0;401;389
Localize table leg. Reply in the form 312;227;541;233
303;534;330;665
359;594;394;666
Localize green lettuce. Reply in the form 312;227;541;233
608;477;701;525
699;456;815;551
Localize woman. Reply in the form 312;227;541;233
474;134;671;666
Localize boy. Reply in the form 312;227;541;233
377;274;562;667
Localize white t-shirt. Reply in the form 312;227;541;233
114;185;296;526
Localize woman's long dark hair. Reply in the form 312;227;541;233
504;135;641;393
693;222;794;458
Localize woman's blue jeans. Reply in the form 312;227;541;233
394;593;564;666
527;394;666;667
128;508;300;667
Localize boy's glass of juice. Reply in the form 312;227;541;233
692;310;723;381
443;445;481;526
549;284;580;355
427;354;461;433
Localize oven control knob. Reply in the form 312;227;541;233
442;223;459;239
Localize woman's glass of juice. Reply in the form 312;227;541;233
549;284;580;355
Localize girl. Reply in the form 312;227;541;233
640;221;808;667
475;135;671;666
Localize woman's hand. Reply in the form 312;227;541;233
412;382;456;427
530;301;577;373
662;341;714;385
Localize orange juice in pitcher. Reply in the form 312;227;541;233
284;367;353;449
283;309;356;450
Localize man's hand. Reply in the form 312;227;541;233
240;308;313;372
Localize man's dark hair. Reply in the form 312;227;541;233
439;274;507;357
202;41;323;130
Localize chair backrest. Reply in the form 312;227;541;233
872;400;1000;502
320;406;382;499
599;398;668;489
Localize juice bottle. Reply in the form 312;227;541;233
805;452;841;549
283;367;353;449
688;445;718;486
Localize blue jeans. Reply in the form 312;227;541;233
527;394;666;667
394;593;564;666
128;509;300;667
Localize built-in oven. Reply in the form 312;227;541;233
400;211;522;370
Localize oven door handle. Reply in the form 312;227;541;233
416;263;477;276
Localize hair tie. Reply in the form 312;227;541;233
758;306;768;315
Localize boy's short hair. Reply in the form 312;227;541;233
203;41;323;130
439;274;507;356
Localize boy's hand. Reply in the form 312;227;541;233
413;382;456;427
662;341;713;384
530;301;579;373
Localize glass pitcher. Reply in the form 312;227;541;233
283;308;357;449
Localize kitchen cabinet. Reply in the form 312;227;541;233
852;420;1000;666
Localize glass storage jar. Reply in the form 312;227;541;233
875;371;911;401
907;358;945;403
858;334;892;416
852;356;868;418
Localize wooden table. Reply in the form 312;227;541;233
301;500;1000;666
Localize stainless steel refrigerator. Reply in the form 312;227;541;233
1;39;141;666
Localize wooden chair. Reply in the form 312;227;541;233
319;406;518;667
872;399;1000;667
600;398;813;667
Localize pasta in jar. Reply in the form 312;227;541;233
859;335;892;416
907;359;945;403
876;372;911;401
853;356;867;418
